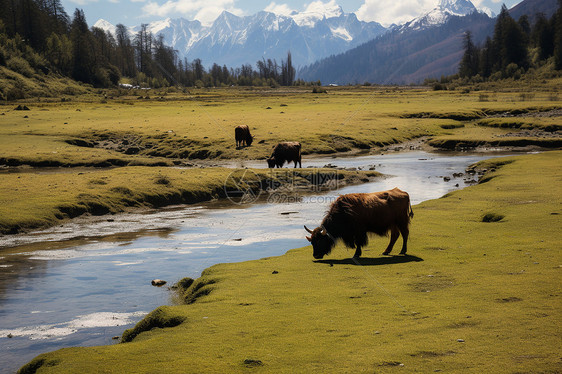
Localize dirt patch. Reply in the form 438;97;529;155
409;274;455;292
496;297;523;303
485;108;562;118
409;350;456;358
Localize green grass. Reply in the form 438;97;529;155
19;151;562;373
1;86;561;165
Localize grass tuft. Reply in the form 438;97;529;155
121;306;187;343
482;212;505;222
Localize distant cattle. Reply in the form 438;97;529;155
267;142;302;168
305;188;413;259
235;125;254;147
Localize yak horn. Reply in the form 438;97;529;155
320;227;327;235
304;225;313;234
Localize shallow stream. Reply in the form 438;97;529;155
0;150;516;372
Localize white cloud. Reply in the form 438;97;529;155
68;0;99;6
303;0;340;15
356;0;435;27
264;2;295;16
141;0;242;25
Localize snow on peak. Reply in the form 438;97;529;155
291;1;344;27
437;0;477;16
93;19;116;34
400;0;477;31
331;26;352;41
148;18;172;35
478;6;495;18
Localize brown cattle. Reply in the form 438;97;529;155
235;125;253;147
267;142;302;168
305;188;413;259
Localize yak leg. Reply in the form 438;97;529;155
382;227;400;255
353;246;362;259
398;224;409;255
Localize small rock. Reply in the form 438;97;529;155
112;336;120;340
272;270;279;274
7;333;13;338
457;339;465;342
151;279;167;286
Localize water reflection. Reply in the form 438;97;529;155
0;151;513;372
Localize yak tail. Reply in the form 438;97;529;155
408;200;414;220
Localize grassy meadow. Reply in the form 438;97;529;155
1;84;560;234
18;150;561;373
1;84;561;164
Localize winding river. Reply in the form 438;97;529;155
0;150;517;372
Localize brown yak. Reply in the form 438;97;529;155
235;125;253;147
267;141;302;168
305;188;413;259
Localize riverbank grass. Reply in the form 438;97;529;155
19;150;562;373
0;167;378;234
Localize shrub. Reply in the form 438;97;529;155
6;56;34;77
432;83;446;91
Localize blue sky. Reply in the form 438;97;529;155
62;0;524;28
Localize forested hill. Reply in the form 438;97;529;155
298;12;493;85
297;0;559;85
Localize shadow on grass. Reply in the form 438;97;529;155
314;254;423;266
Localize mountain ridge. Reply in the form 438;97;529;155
94;7;386;68
297;0;558;84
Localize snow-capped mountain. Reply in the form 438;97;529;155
94;5;386;68
397;0;479;32
94;19;117;36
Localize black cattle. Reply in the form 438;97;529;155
235;125;253;147
267;142;302;168
305;188;413;259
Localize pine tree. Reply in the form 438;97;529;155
115;24;136;77
479;37;495;78
70;8;94;83
459;31;479;78
554;0;562;69
533;13;554;60
493;4;529;72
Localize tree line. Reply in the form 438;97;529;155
0;0;297;89
459;2;562;80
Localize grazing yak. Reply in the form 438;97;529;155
305;188;413;259
267;141;302;168
235;125;254;147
